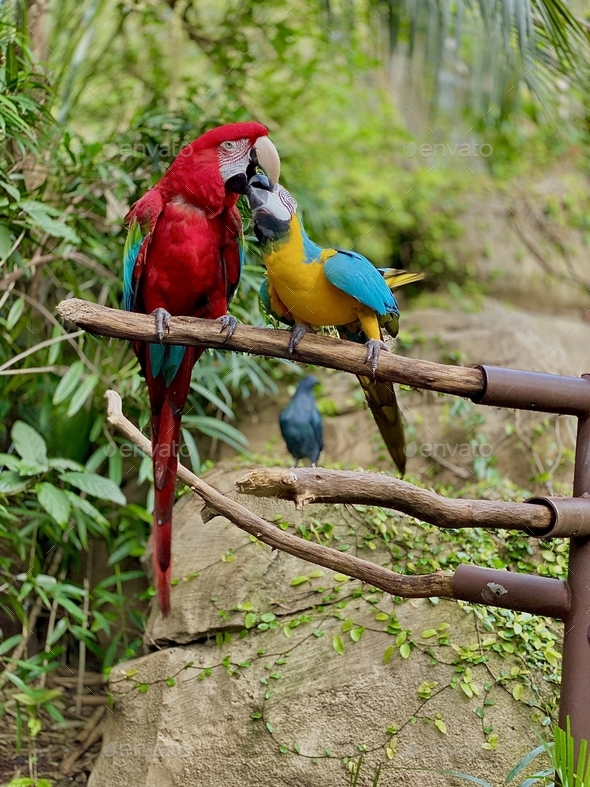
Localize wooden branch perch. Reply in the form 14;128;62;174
236;467;553;533
61;299;483;397
106;390;453;598
105;392;570;618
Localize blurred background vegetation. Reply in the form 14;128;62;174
1;0;590;707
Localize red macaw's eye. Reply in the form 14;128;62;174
219;139;249;157
218;139;254;191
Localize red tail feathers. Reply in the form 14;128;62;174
147;347;197;616
152;528;171;616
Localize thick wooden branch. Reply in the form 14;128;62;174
61;299;483;397
105;390;452;598
236;467;554;534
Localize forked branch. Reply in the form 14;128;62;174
105;391;453;598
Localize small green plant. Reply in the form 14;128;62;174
349;756;381;786
448;719;590;786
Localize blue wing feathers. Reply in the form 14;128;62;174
123;218;143;312
324;250;399;317
123;194;185;384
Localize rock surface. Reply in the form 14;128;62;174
90;486;556;787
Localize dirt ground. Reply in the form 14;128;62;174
0;671;106;786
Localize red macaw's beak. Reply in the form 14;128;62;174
250;136;281;189
223;136;281;195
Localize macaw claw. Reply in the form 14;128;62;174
217;314;239;341
152;308;171;343
364;339;390;375
288;323;311;354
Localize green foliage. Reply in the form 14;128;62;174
0;420;145;672
448;718;590;786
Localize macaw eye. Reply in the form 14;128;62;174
221;141;237;151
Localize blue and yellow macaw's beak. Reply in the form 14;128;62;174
246;174;298;241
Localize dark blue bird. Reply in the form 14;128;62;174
279;376;323;467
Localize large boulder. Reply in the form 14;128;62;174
89;474;560;787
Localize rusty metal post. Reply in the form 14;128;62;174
559;409;590;745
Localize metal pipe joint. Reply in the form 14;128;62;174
472;366;590;416
525;495;590;539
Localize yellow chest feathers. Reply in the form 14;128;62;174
263;216;359;326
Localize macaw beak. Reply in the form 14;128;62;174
249;136;280;189
224;136;280;195
246;173;274;210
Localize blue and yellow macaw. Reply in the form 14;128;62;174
246;175;422;475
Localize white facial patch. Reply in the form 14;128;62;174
257;184;297;222
218;138;251;182
277;185;297;215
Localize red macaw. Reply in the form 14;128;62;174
123;122;280;615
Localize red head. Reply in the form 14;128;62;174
160;121;279;214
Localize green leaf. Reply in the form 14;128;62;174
421;628;437;639
11;421;48;469
290;575;309;586
66;374;98;417
435;718;447;735
0;180;20;201
53;362;84;405
244;613;257;629
49;458;85;472
59;472;126;505
0;453;22;472
333;573;348;582
36;483;71;526
350;627;364;643
0;223;13;258
0;471;30;495
512;684;524;701
19;200;80;242
383;645;395;664
181;427;201;473
6;297;24;329
65;491;109;527
28;717;42;738
332;635;345;655
441;772;493;786
399;643;411;659
0;633;22;655
504;744;547;785
460;683;474;698
46;616;69;648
